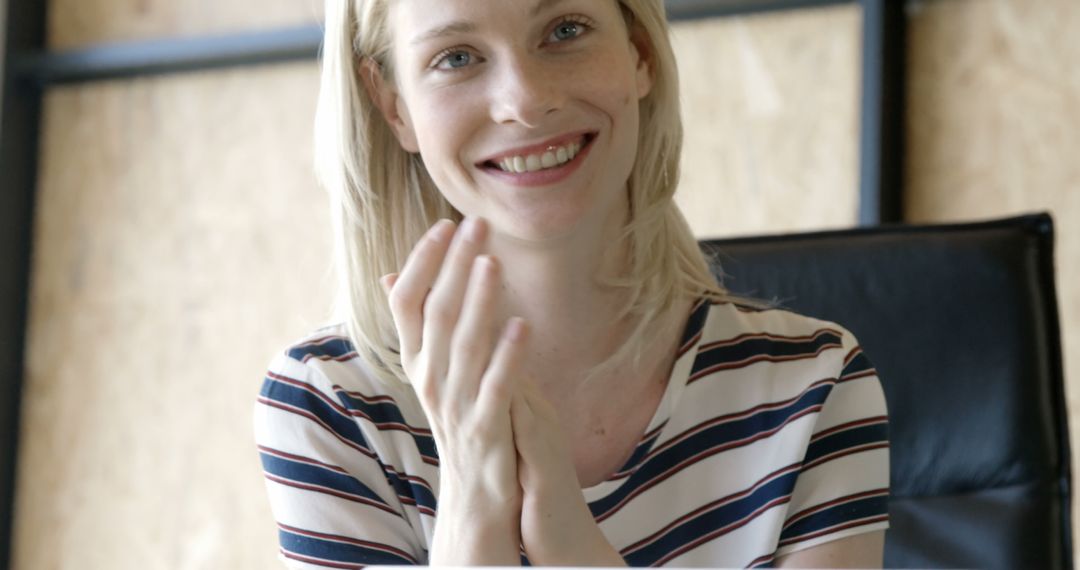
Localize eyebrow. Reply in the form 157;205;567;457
409;0;570;46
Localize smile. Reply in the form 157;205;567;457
477;132;597;186
495;137;585;173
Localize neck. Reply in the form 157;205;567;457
486;208;636;396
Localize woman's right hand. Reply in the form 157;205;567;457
381;217;528;565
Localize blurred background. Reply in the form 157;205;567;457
0;0;1076;568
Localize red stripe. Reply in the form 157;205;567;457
303;351;360;363
398;495;437;517
802;442;891;473
652;494;792;566
265;473;401;517
688;342;843;384
843;345;862;366
609;421;669;479
747;552;776;567
644;378;835;464
810;416;888;442
382;467;435;495
257;396;376;460
782;488;890;530
676;330;703;359
699;327;844;351
675;299;709;357
778;514;889;547
839;368;877;383
595;403;824;523
621;462;801;555
339;389;401;405
258;445;350;475
279;522;419;563
267;371;437;450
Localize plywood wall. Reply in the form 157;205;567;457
48;0;322;49
13;61;329;569
671;4;861;238
906;0;1080;556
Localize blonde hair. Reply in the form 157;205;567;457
315;0;731;386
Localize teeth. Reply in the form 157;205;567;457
496;138;585;173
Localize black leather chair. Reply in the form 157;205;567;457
702;213;1072;569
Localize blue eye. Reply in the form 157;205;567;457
436;50;474;70
429;15;596;72
552;21;582;41
547;16;593;43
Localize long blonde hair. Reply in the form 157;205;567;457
315;0;730;386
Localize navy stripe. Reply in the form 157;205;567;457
383;470;438;515
779;494;889;543
612;421;668;477
691;332;843;377
261;451;393;508
279;528;416;565
841;348;874;378
588;382;832;520
803;422;888;467
261;378;439;514
623;468;800;566
679;299;711;348
288;336;356;361
260;377;376;457
333;389;438;460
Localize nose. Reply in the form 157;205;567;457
489;53;562;128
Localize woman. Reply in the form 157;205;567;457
254;0;889;567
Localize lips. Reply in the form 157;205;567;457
479;131;604;169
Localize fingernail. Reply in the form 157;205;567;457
504;317;526;342
379;273;396;294
427;219;455;243
464;217;486;242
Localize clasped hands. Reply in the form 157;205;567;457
380;217;625;566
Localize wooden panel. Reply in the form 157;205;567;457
907;0;1080;556
48;0;322;49
14;61;327;569
671;4;861;239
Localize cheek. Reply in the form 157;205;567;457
412;99;471;163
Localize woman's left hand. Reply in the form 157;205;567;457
510;380;627;567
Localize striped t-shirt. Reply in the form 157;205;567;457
254;299;890;568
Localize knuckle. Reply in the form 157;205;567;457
481;379;512;405
387;287;414;313
424;300;457;328
417;378;440;406
451;334;487;360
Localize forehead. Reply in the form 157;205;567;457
388;0;581;45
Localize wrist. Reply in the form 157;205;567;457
430;507;521;565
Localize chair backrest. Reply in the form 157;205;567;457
701;213;1072;569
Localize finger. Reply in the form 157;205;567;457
379;273;399;295
477;317;529;415
510;387;531;463
420;217;489;378
445;255;502;401
386;219;456;358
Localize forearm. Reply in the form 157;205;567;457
520;488;627;567
429;489;522;566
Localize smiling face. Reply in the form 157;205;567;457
372;0;653;242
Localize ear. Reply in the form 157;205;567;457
359;57;420;153
627;22;655;100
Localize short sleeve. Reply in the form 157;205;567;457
254;353;424;568
774;328;890;557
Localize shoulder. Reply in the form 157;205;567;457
264;323;409;400
254;322;437;471
696;300;866;378
255;324;425;449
